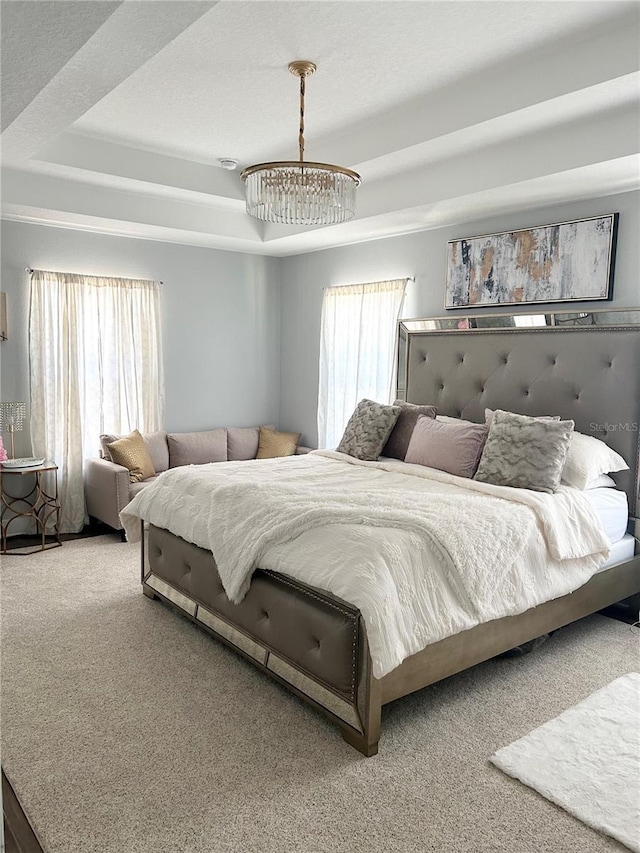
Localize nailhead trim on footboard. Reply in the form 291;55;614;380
145;524;362;709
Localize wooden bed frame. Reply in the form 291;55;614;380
140;308;640;755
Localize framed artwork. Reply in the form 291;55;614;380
445;213;618;309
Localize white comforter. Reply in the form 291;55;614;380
121;451;610;678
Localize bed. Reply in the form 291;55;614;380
123;308;640;756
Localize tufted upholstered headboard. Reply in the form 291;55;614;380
397;309;640;517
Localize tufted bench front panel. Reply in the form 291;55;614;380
147;524;360;702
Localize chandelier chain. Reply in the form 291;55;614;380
298;73;305;163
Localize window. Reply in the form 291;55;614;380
29;270;164;532
317;278;407;449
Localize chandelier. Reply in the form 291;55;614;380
241;61;361;226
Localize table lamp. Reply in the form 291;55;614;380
0;402;26;458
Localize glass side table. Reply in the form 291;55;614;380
1;462;62;555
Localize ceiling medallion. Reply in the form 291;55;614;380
241;60;361;226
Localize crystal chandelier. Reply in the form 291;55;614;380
241;61;361;226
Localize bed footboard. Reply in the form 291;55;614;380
141;524;381;756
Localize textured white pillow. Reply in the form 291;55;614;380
561;432;628;490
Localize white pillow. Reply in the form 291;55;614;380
585;473;617;489
564;473;617;490
561;432;629;490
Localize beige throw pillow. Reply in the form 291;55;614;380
256;427;301;459
107;429;156;483
227;425;276;461
102;430;169;472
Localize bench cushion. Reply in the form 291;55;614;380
167;429;227;468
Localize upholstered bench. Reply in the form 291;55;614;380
84;425;310;538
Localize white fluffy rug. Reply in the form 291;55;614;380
491;673;640;852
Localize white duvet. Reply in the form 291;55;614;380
121;450;610;678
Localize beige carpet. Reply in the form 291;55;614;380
1;537;637;853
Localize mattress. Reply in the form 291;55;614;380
582;487;628;544
597;534;636;573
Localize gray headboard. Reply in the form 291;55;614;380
397;309;640;517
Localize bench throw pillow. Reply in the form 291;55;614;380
101;430;169;473
107;429;156;483
227;425;276;461
256;427;301;459
474;409;574;493
337;399;401;462
382;400;438;460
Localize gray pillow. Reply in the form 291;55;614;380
337;399;401;461
484;408;560;428
167;429;228;468
474;409;574;493
405;416;488;478
382;401;438;460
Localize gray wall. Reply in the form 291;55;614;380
2;190;639;458
279;190;640;447
0;220;282;457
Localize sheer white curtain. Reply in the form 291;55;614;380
29;270;164;532
317;278;407;449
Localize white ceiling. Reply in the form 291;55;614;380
2;0;639;257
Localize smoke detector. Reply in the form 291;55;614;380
219;158;239;171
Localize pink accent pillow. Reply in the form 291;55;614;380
405;416;488;478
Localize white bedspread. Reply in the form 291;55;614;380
121;451;610;678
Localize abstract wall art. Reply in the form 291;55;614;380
445;214;618;309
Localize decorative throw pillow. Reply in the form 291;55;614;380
405;416;488;478
337;399;401;461
484;408;560;428
561;431;628;490
101;430;169;472
167;429;227;468
227;425;276;461
107;429;156;483
474;410;574;493
256;427;301;459
381;401;438;460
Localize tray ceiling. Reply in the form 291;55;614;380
2;0;639;256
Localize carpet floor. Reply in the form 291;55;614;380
1;537;638;853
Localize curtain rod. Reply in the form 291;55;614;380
25;268;163;284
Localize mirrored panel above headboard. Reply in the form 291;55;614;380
400;308;640;334
397;308;640;396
